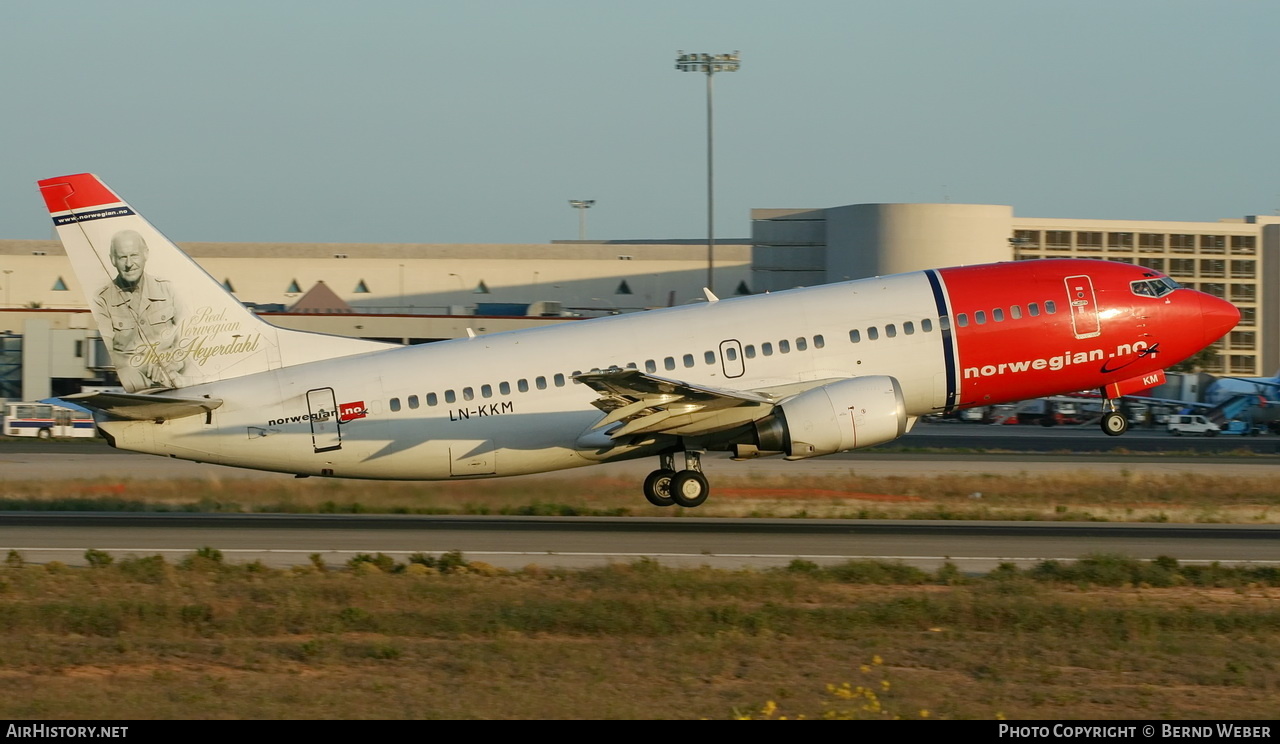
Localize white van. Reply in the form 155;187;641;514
1166;415;1219;437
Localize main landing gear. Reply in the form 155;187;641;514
643;450;709;508
1100;399;1128;437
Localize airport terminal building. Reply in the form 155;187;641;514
2;202;1276;401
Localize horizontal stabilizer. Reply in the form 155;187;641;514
61;391;223;422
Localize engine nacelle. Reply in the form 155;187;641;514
753;376;907;460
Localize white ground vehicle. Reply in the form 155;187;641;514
1166;414;1219;437
2;402;97;439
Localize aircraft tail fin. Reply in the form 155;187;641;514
37;174;391;392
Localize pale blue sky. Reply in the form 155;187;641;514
2;1;1276;244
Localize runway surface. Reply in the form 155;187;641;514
2;513;1276;572
2;424;1279;481
2;427;1276;571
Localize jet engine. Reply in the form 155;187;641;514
750;376;907;460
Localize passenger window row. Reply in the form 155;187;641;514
846;301;1057;342
389;372;569;412
849;318;934;344
634;335;825;371
954;300;1056;328
385;334;831;412
741;335;825;360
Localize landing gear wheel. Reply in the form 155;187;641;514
670;470;710;508
1101;411;1128;437
643;469;677;507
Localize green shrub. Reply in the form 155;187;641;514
407;550;470;574
936;561;966;585
347;552;398;573
826;560;930;585
784;559;821;574
337;606;376;631
179;603;214;625
194;546;224;563
84;548;113;568
180;546;228;572
1027;554;1181;588
116;555;171;584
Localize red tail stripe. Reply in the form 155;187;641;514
37;174;121;213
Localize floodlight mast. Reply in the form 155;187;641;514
675;51;740;294
568;199;595;241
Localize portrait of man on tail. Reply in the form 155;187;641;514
92;229;186;390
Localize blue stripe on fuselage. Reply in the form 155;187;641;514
925;269;957;413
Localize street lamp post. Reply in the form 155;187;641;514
568;200;595;241
676;50;740;294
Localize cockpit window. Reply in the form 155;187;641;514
1130;278;1179;297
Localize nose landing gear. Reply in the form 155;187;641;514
643;450;709;508
1100;399;1128;437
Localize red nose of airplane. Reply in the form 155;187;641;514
1199;293;1241;343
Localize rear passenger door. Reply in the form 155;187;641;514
306;387;342;453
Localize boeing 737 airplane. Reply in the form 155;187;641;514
38;173;1240;507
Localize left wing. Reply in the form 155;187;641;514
575;367;839;439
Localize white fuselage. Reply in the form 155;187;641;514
104;272;946;479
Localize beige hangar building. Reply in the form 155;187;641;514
1;201;1276;402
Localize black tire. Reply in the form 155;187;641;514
36;428;52;440
1100;412;1128;437
670;470;710;508
1206;430;1217;437
642;469;677;507
1171;429;1181;437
